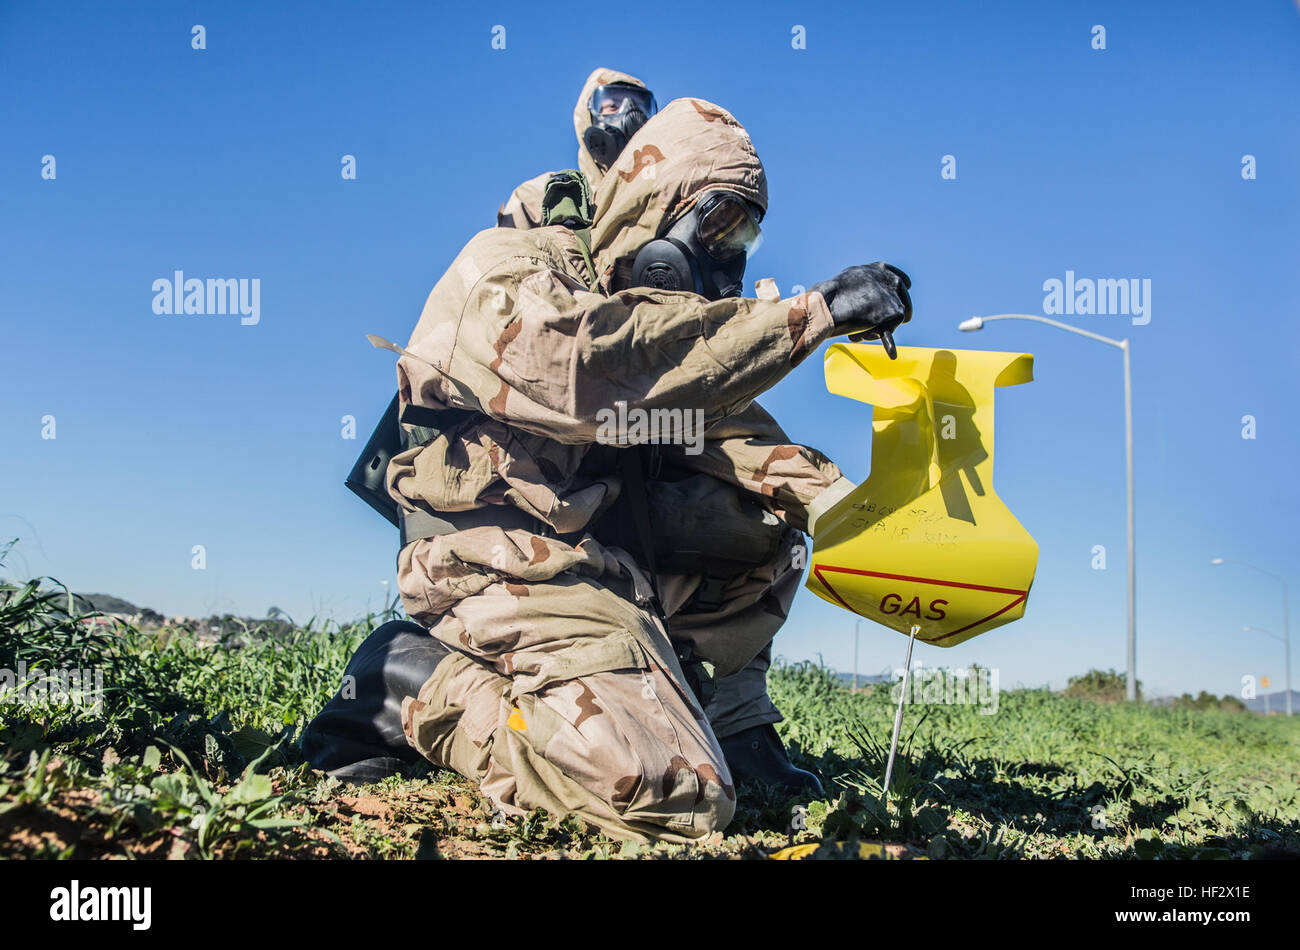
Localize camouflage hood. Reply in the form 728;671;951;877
588;98;768;291
573;67;652;187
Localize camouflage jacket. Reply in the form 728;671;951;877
387;99;843;617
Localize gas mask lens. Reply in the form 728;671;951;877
695;193;763;261
629;191;764;300
588;83;657;119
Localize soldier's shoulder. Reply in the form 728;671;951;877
465;222;559;256
498;171;555;229
512;170;554;196
458;224;575;275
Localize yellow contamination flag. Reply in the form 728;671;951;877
806;343;1039;648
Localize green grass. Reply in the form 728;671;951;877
2;567;1297;860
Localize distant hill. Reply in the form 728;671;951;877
1146;692;1285;715
831;671;892;688
21;588;158;619
19;587;305;636
70;592;142;615
1244;691;1299;715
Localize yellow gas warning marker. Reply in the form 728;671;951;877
806;343;1039;647
769;841;924;860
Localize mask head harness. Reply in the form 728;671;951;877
630;190;764;300
582;82;657;170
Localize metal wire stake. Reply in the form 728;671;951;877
883;624;921;795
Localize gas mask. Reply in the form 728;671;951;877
629;190;764;300
582;82;657;170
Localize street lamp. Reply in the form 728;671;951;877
1244;626;1286;715
853;618;863;691
1244;624;1285;642
1213;557;1292;715
960;313;1137;701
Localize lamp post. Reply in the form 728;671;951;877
1214;556;1292;716
853;618;862;691
959;313;1137;701
1244;625;1286;715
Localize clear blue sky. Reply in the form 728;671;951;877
2;1;1297;699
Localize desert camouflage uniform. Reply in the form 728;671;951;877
389;99;842;841
497;68;831;742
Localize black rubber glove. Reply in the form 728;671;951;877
810;263;913;358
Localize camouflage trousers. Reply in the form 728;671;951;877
656;525;803;737
397;528;802;841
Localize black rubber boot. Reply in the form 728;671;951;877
300;620;451;784
719;723;823;796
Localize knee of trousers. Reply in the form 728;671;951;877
403;577;738;840
402;651;508;782
690;770;738;834
409;658;739;840
510;665;737;839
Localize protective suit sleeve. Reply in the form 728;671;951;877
400;238;836;445
667;401;844;533
457;256;837;441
